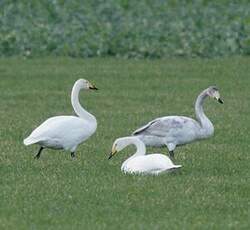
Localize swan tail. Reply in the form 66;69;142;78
173;165;182;169
23;136;38;146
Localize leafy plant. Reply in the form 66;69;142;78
0;0;250;58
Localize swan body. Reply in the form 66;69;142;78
108;136;182;175
23;116;96;151
132;86;223;158
23;79;98;159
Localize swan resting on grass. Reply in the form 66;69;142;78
23;79;98;159
132;86;223;159
108;136;181;175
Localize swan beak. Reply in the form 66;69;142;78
108;150;117;160
89;83;98;90
218;98;223;104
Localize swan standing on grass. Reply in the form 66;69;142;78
132;86;223;159
108;136;181;175
23;79;98;159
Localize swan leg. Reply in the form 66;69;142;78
166;143;176;159
71;152;76;158
34;147;44;159
169;151;175;159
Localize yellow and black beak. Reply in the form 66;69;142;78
217;98;223;104
108;149;117;160
89;83;98;90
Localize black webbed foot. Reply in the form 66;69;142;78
34;147;44;159
169;150;175;160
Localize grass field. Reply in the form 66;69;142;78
0;57;249;229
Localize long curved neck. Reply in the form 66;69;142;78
71;82;96;123
124;137;146;158
132;138;146;157
195;90;214;136
121;137;146;171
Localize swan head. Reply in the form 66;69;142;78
206;86;223;104
76;79;98;90
108;137;131;159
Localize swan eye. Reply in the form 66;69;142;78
212;89;219;97
88;82;98;90
207;87;219;97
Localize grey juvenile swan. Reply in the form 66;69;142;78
132;86;223;159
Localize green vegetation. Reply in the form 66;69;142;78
0;57;249;229
1;0;250;58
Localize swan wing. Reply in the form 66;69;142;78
123;154;181;174
133;116;197;137
132;118;162;135
24;116;95;147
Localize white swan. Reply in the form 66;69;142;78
23;79;98;159
132;86;223;159
108;136;182;175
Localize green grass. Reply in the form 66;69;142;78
0;57;249;229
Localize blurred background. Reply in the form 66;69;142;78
1;0;250;59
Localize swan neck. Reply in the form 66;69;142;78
124;137;146;158
121;137;146;171
133;138;146;157
71;82;96;123
195;90;214;135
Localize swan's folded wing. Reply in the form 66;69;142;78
125;154;173;174
25;116;87;143
132;118;160;135
133;117;185;137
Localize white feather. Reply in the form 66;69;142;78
23;79;97;156
110;137;181;175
